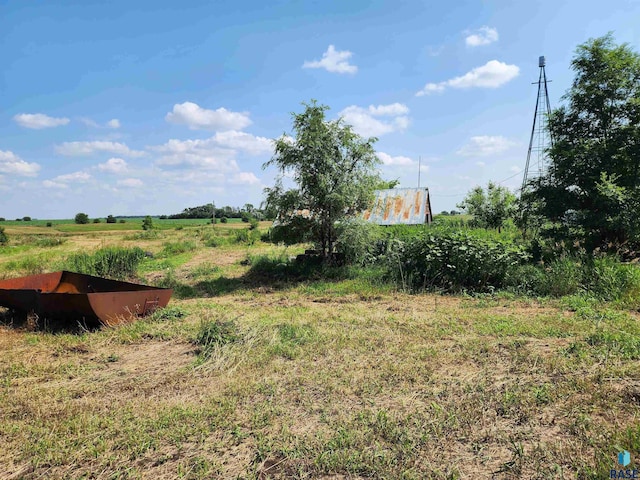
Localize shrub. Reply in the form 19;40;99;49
0;217;5;222
93;218;101;223
0;226;7;245
161;240;196;256
64;246;146;280
142;216;153;230
220;216;228;223
106;215;116;224
335;219;382;266
249;217;259;230
118;219;126;224
385;230;529;293
74;212;89;224
22;216;31;222
46;222;52;227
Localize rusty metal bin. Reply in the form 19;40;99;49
0;271;173;327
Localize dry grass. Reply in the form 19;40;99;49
0;225;639;478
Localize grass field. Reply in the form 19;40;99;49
0;221;639;479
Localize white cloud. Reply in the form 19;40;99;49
377;152;415;166
55;141;145;157
0;150;40;176
54;171;92;183
42;180;67;189
107;119;121;129
80;118;121;129
98;158;128;174
457;136;517;156
14;113;70;129
229;172;261;185
166;102;252;130
465;26;499;47
416;60;519;96
117;178;143;187
339;103;410;137
212;131;273;155
302;45;357;74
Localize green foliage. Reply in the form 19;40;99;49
106;215;117;224
160;240;196;256
63;246;146;280
264;100;382;259
141;215;154;230
220;216;228;223
523;34;640;254
0;226;7;245
385;230;529;293
457;181;516;232
74;212;89;224
22;216;31;222
193;318;239;360
248;217;259;230
334;219;383;266
46;222;52;227
92;218;101;223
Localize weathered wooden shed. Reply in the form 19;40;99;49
362;188;432;225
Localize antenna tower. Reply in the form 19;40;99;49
521;56;553;191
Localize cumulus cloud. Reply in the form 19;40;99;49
117;178;143;187
339;103;410;137
229;172;261;185
150;131;272;170
456;136;517;156
97;158;128;174
416;60;519;96
303;45;357;74
377;152;415;166
166;102;252;130
14;113;70;129
54;171;92;183
0;150;40;176
55;141;145;157
465;26;499;47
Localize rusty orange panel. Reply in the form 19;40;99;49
361;188;432;225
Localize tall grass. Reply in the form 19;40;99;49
63;246;146;280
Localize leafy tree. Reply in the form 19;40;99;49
523;34;640;252
142;215;154;230
106;215;117;224
264;100;381;259
457;181;516;232
0;226;7;245
74;212;89;224
22;216;31;222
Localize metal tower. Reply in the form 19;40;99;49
522;56;553;191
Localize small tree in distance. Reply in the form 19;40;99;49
457;182;516;233
106;215;117;224
142;216;154;230
264;100;381;260
75;212;89;224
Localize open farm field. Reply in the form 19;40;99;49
1;223;639;479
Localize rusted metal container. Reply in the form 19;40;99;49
0;271;172;327
362;188;432;225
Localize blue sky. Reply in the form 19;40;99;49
1;0;639;219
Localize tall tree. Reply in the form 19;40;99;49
523;34;640;251
264;100;381;259
457;182;516;232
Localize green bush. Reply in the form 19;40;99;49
92;218;101;223
106;215;117;224
335;219;382;266
0;226;7;245
385;230;529;293
142;216;154;230
220;216;228;223
161;240;196;256
64;246;146;280
46;222;52;227
74;212;89;224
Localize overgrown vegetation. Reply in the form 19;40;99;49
63;246;146;280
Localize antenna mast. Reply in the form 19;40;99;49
522;56;553;192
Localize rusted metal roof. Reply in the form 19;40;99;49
0;271;172;327
362;188;432;225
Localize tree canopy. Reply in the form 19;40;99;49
264;100;382;259
457;181;516;232
523;34;640;252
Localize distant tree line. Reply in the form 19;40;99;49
166;203;270;221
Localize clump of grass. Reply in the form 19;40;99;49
33;236;66;248
148;305;188;322
124;230;162;240
154;269;197;298
161;240;197;256
193;317;239;361
63;246;146;280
